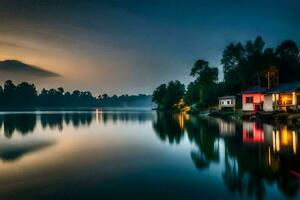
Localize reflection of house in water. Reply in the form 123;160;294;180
272;127;298;155
242;121;299;155
242;121;264;143
217;119;236;136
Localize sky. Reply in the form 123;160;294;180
0;0;299;95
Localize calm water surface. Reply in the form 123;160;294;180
0;110;299;200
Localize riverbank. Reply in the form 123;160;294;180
208;109;300;123
208;110;252;120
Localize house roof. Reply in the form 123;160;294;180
267;82;300;93
240;86;267;94
218;95;235;99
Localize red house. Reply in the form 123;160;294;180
241;86;267;111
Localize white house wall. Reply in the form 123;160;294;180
243;103;254;111
263;94;273;112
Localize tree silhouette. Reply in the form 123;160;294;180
0;80;152;108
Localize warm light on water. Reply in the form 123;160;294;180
0;110;298;199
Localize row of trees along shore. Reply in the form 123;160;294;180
152;36;300;111
0;80;152;108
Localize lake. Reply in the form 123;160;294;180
0;110;299;200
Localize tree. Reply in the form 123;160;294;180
152;84;167;109
184;82;199;105
152;81;185;110
15;82;37;106
164;81;185;110
190;59;210;77
275;40;300;82
185;59;219;108
3;80;16;106
221;36;280;94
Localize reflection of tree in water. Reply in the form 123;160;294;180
152;113;185;145
41;113;92;130
69;113;92;127
153;114;300;199
223;140;300;199
0;114;37;138
222;139;269;200
0;113;94;137
275;156;300;198
222;126;300;200
41;114;64;130
100;112;153;124
0;111;153;138
186;117;220;169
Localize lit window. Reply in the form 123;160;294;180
246;97;253;103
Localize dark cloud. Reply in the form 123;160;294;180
0;60;60;79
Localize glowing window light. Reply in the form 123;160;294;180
281;128;288;145
272;130;276;152
272;94;275;102
276;130;280;152
292;131;297;154
268;147;272;166
281;127;292;146
292;92;296;105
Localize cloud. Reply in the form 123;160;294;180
0;59;60;79
0;41;23;48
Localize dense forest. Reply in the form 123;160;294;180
153;36;300;111
0;80;152;108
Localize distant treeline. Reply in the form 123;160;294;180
153;36;300;111
0;80;152;108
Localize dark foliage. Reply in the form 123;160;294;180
152;80;185;110
0;80;152;108
153;36;300;110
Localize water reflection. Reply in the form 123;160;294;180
152;113;185;144
0;111;299;199
0;111;154;138
0;114;37;138
97;111;153;124
41;113;92;130
0;141;54;162
152;113;300;199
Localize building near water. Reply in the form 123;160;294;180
218;96;236;111
240;86;267;111
263;82;300;112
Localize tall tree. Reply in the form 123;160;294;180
152;81;185;110
185;59;218;108
275;40;300;82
